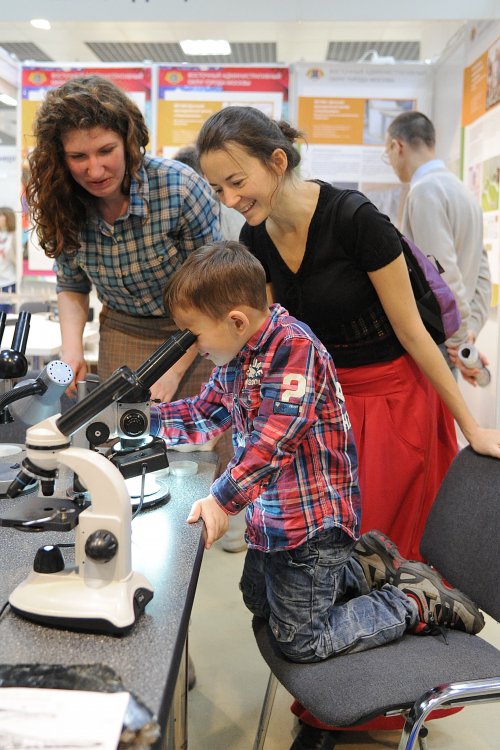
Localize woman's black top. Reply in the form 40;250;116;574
240;182;406;368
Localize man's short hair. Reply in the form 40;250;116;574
172;145;202;175
164;240;268;319
387;111;436;149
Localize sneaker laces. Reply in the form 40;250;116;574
418;614;449;644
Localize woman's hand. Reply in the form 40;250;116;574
467;427;500;459
60;350;88;396
187;494;229;549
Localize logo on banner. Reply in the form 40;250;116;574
27;71;48;85
306;68;324;80
163;70;184;85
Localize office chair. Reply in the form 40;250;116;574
252;447;500;750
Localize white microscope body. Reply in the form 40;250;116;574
6;330;196;635
9;414;153;634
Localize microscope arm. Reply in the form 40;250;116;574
6;330;196;632
0;311;31;380
7;330;196;497
0;379;45;414
57;447;132;582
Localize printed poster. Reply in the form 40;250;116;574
462;35;500;303
291;62;433;223
156;66;289;156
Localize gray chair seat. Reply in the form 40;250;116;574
253;618;500;727
252;447;500;749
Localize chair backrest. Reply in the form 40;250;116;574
420;447;500;621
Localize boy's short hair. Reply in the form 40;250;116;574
164;240;268;319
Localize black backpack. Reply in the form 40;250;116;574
338;190;461;345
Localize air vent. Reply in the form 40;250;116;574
0;41;53;62
86;41;277;64
327;40;420;62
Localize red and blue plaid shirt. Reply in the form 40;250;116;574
151;305;360;552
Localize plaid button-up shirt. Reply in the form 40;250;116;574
151;305;360;552
55;156;221;316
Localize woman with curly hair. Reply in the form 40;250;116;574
26;75;221;401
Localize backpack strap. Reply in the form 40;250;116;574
335;190;373;236
335;190;447;341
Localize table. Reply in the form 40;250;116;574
4;313;98;366
0;446;217;750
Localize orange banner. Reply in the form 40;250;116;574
157;100;221;149
298;97;365;145
462;52;488;127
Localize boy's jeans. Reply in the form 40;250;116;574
240;527;416;663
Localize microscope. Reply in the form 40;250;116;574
0;310;31;398
0;310;77;496
73;358;174;509
0;310;39;495
1;329;196;635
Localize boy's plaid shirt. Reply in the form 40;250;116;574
55;156;221;316
151;305;360;552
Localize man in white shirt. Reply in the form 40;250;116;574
384;111;491;385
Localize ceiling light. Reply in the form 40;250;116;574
0;94;17;107
180;39;231;56
30;18;51;31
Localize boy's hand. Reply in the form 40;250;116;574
187;494;229;549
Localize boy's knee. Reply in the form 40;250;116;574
240;587;269;620
277;639;320;663
269;615;321;663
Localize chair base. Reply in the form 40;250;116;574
398;677;500;750
253;672;500;750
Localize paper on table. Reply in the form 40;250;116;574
0;687;129;749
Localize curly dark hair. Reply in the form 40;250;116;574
26;75;149;258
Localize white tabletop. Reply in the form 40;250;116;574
4;313;98;359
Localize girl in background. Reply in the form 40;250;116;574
0;206;16;313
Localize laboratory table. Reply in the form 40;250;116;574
0;445;218;749
4;312;98;365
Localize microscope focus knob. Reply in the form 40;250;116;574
33;545;65;574
85;530;119;562
86;421;111;446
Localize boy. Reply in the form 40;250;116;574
150;241;484;664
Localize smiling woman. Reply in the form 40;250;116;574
196;102;500;750
25;74;222;406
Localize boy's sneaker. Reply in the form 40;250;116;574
393;561;485;635
353;530;406;590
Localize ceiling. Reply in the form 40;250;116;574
1;0;498;69
0;4;496;149
0;20;471;67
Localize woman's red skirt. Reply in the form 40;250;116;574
292;354;459;731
